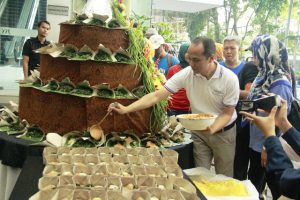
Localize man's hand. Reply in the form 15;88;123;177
202;125;217;135
274;100;292;133
108;102;127;115
240;106;277;138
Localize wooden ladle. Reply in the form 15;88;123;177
89;102;117;141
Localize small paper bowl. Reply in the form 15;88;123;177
120;177;136;190
107;163;121;176
164;190;185;200
136;175;156;188
131;166;146;176
73;189;90;200
107;177;122;191
131;190;151;200
152;156;164;166
90;189;107;200
107;191;127;200
61;164;73;176
73;165;91;176
165;165;183;178
58;175;75;188
57;146;71;155
38;176;59;190
172;177;197;194
56;188;74;199
73;175;90;188
147;148;161;156
44;154;58;165
86;155;99;165
98;147;111;155
99;154;113;164
161;149;178;161
43;147;57;155
155;177;173;190
58;155;72;165
70;147;86;155
85;147;98;155
43;164;61;176
91;164;108;176
90;175;107;189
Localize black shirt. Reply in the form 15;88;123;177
22;37;49;74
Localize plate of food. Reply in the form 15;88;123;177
176;113;217;131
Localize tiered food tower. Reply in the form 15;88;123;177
18;15;164;137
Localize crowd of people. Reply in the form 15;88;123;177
108;29;299;199
24;21;299;199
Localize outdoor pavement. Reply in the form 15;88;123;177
0;62;23;96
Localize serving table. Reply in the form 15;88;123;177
0;132;197;200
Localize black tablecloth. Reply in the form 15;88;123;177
0;131;194;169
0;131;198;199
9;156;44;200
170;142;195;170
0;132;44;168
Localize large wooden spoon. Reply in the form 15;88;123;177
89;102;117;140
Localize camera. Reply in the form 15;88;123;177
237;95;281;112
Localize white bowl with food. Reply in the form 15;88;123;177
176;113;217;130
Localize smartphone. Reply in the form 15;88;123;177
237;95;281;112
237;101;256;112
255;95;281;111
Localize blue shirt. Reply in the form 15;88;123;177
153;54;179;76
249;84;293;152
220;60;246;75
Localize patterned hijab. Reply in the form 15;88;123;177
248;35;291;100
178;43;190;68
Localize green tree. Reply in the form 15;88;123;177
154;22;176;43
184;10;210;40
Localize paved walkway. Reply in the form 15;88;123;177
0;63;23;96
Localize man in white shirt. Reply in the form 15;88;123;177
108;36;240;177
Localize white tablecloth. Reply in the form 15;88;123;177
0;161;21;200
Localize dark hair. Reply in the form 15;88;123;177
191;36;216;59
38;20;50;27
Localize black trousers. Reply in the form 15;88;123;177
248;149;267;199
234;122;250;180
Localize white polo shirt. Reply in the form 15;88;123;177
164;63;239;125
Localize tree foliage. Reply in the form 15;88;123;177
184;10;210;40
183;0;290;45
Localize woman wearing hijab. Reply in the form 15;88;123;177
247;35;294;200
166;43;191;116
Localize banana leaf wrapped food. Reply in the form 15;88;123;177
107;19;121;28
71;80;94;97
58;77;75;94
140;133;162;149
113;48;132;63
114;84;135;99
105;130;141;148
63;130;105;147
96;83;115;99
70;45;94;61
59;44;78;59
86;13;107;26
131;85;146;98
93;44;114;62
18;125;45;142
46;79;60;91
